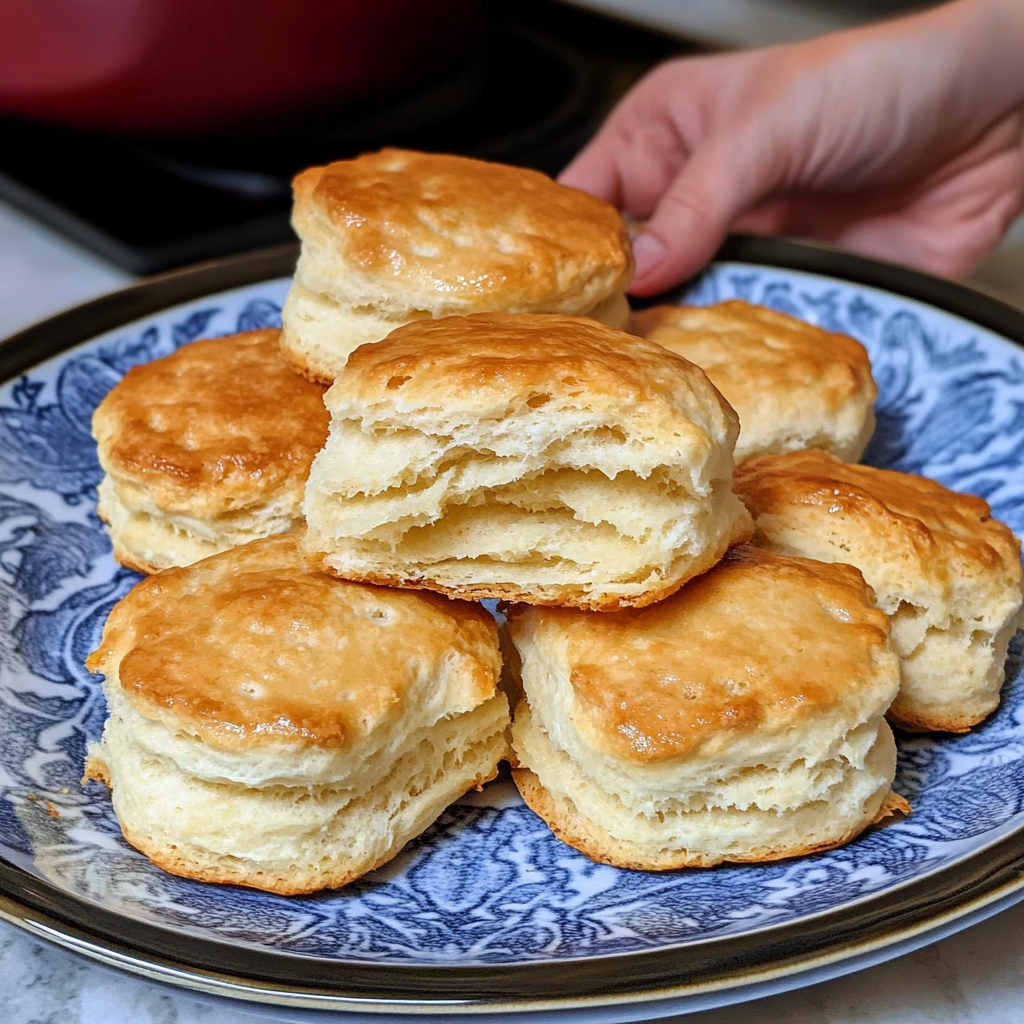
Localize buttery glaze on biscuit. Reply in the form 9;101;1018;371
301;150;632;309
94;329;329;518
93;329;330;573
735;449;1024;732
337;310;731;419
513;546;892;764
736;450;1017;567
558;550;891;763
84;533;509;894
629;301;877;463
508;545;905;870
303;312;752;610
281;149;634;381
87;534;498;752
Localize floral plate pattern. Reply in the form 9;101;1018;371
0;255;1022;1003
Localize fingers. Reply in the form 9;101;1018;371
560;52;787;294
559;61;692;209
816;111;1024;276
834;192;1023;277
559;127;625;207
559;120;688;218
629;132;783;295
611;123;693;220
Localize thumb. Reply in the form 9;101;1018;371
629;133;781;296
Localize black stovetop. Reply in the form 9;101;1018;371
0;2;685;274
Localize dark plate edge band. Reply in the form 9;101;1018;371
713;235;1024;348
1;834;1023;1010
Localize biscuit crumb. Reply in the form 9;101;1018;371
46;801;60;818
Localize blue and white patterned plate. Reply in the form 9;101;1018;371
0;240;1022;1021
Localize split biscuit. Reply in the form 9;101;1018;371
93;329;330;573
630;300;877;463
83;533;509;894
302;312;752;611
281;148;634;382
508;545;906;870
734;449;1024;732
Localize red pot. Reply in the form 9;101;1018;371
0;0;482;134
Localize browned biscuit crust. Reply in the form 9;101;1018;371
279;344;330;386
292;148;633;313
84;753;499;896
734;450;1021;562
630;300;877;463
507;544;897;763
886;708;983;734
735;449;1024;734
87;533;501;752
81;756;111;788
512;767;906;870
101;538;164;577
333;310;722;414
92;329;329;521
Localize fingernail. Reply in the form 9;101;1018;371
632;233;666;281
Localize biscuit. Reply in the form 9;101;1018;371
302;312;752;611
734;449;1024;732
630;301;877;463
92;329;330;573
83;534;509;894
508;545;906;869
280;149;634;382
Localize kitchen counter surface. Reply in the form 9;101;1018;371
3;894;1024;1023
2;197;1024;1023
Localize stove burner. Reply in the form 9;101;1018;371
0;3;682;274
142;27;595;199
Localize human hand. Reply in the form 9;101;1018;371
560;0;1024;295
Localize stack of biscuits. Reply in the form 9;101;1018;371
84;148;1024;894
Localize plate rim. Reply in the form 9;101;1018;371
2;233;1024;1015
2;827;1024;1014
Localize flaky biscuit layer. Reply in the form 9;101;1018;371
96;476;304;574
280;149;633;380
85;696;508;894
303;313;752;609
92;329;329;571
735;450;1024;732
630;301;877;464
512;715;904;870
508;545;904;867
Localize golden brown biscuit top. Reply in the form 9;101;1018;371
509;545;895;764
86;534;501;752
331;312;736;430
734;449;1022;573
92;330;330;517
629;300;876;410
293;149;633;309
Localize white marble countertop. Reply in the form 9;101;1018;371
2;199;1024;1023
